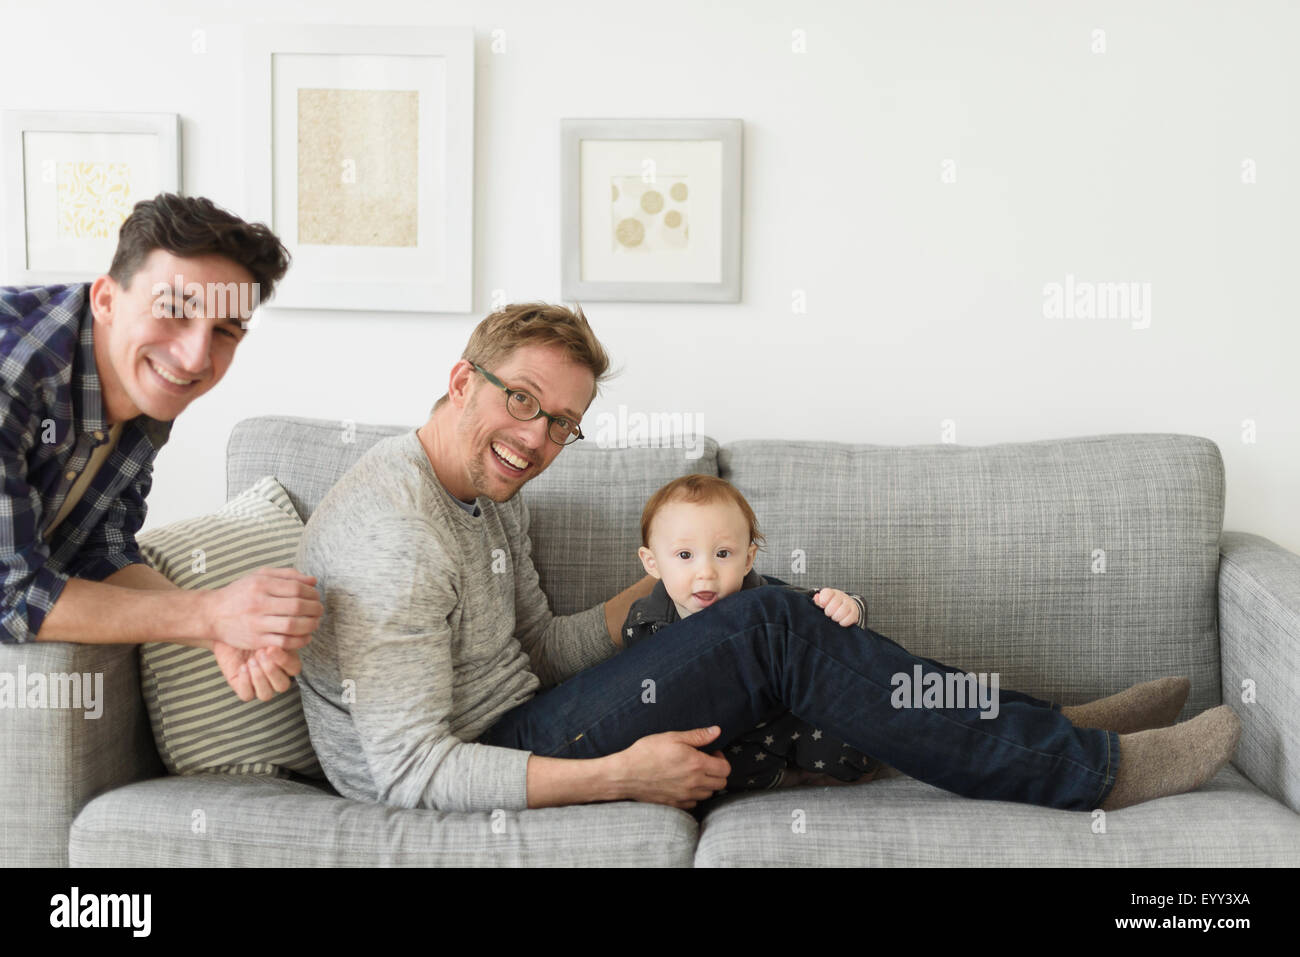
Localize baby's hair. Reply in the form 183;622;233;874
640;474;766;550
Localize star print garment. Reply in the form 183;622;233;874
622;569;881;791
726;712;882;789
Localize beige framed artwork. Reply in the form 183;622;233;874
243;25;473;313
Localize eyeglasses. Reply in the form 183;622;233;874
471;363;584;447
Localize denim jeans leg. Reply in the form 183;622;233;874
481;586;1117;811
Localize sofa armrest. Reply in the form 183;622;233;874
1218;531;1300;815
0;641;163;865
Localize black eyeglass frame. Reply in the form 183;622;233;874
471;362;585;447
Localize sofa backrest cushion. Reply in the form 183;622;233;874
229;418;1225;713
518;442;720;614
227;417;409;523
719;434;1225;714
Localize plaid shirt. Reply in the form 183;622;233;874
0;283;172;643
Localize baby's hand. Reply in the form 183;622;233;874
813;588;861;627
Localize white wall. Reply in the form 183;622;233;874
3;0;1297;552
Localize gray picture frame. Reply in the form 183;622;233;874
561;118;742;303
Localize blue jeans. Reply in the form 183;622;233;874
481;585;1119;811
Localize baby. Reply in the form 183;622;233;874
623;473;886;792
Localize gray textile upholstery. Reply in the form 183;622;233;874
0;641;161;866
520;441;719;615
694;764;1300;867
226;416;409;520
3;416;1296;866
721;435;1224;716
69;774;697;867
1218;531;1300;814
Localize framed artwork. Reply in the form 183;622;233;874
243;25;474;313
561;118;742;303
2;110;180;284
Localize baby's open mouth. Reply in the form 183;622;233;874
693;591;718;604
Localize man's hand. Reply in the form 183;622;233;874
212;642;302;702
199;567;322;650
609;726;732;809
813;587;860;627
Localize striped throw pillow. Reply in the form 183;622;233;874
137;476;323;778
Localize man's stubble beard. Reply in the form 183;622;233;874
465;438;524;504
459;405;528;504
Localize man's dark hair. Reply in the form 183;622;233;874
107;193;291;302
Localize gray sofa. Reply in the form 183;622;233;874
4;416;1299;866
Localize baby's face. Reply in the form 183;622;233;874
638;498;758;619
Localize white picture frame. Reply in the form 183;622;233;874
561;118;742;303
243;25;474;313
2;110;180;285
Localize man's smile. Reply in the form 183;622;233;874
145;356;200;392
490;440;533;475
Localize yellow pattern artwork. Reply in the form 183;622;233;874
57;162;132;240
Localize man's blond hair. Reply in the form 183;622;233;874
433;302;611;412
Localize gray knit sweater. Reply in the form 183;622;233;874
295;429;614;812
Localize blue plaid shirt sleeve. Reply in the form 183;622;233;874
0;391;75;643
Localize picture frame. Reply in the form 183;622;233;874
561;118;742;303
2;110;180;285
243;25;474;313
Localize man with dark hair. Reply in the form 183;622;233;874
0;193;322;701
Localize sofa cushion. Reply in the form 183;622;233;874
69;774;698;866
720;434;1225;716
226;415;720;617
137;476;322;778
226;417;408;523
0;641;161;866
694;765;1300;866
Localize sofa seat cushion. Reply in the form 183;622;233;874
694;765;1300;866
69;774;698;867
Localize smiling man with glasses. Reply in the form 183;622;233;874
297;302;683;812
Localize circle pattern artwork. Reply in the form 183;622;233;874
615;217;645;247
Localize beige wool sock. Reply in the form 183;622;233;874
1099;705;1241;811
1061;676;1191;734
